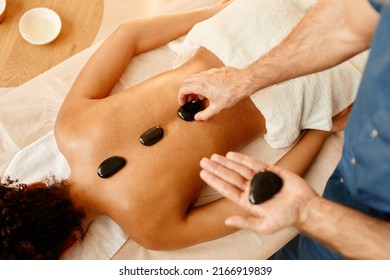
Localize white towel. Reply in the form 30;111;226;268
169;0;368;148
3;132;70;182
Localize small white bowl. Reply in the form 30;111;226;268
19;7;62;45
0;0;6;23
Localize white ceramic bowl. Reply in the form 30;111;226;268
19;7;62;45
0;0;6;23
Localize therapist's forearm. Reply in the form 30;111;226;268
241;0;378;95
298;196;390;259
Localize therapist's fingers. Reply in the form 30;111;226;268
178;83;205;106
200;169;244;205
200;157;249;190
194;104;221;121
178;73;210;104
210;154;256;181
226;152;270;173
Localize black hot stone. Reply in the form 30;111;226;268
97;156;126;178
178;100;203;122
249;171;283;204
139;126;164;146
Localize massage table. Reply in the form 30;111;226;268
0;0;368;259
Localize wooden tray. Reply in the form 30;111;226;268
0;0;104;87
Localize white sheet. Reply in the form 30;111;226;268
0;0;365;259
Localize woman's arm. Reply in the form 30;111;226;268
65;2;230;102
276;104;352;175
274;129;330;176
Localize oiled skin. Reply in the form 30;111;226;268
56;48;264;249
55;5;265;249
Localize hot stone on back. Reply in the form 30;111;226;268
97;156;126;178
139;126;164;146
178;100;203;121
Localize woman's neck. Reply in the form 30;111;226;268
66;177;99;231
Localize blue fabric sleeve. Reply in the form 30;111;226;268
369;0;382;12
340;4;390;213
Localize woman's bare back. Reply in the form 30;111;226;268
55;48;265;248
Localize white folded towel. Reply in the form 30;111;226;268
169;0;367;148
3;132;70;182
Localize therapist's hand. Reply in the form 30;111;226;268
199;152;318;234
178;67;253;121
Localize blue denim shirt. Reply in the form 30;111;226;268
274;1;390;260
336;1;390;216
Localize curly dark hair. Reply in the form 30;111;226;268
0;177;85;259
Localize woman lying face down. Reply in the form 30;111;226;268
0;1;348;259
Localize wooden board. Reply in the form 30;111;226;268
0;0;104;87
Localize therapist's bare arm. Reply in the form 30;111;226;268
179;0;379;120
243;0;378;93
298;196;390;259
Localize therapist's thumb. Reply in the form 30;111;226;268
194;105;219;121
